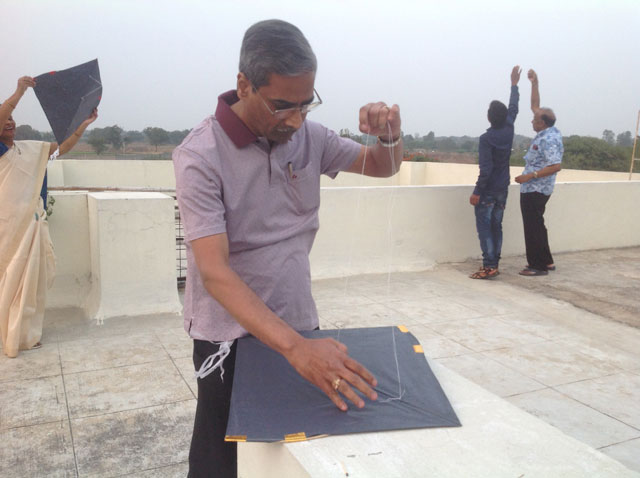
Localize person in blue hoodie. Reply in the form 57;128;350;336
469;66;521;279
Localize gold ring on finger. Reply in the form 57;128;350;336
332;378;341;391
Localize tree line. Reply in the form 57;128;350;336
16;124;638;172
15;124;190;154
340;128;637;173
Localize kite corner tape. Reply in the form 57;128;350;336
413;345;424;354
225;435;247;442
397;325;409;333
284;432;308;443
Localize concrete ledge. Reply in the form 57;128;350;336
85;192;181;320
47;191;91;309
239;362;638;477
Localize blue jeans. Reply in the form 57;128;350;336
475;190;508;269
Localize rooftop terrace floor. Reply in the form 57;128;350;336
1;247;639;477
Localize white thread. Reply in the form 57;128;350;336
339;121;403;403
340;133;371;298
342;121;398;299
384;122;398;296
377;326;405;403
194;340;234;381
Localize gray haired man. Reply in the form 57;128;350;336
173;19;403;477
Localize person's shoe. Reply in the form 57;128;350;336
519;267;548;276
470;267;499;280
525;264;555;271
30;342;42;349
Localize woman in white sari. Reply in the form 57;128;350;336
0;76;97;358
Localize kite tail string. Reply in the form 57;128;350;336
194;340;234;381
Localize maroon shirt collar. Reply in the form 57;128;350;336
215;90;258;148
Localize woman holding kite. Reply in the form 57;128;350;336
0;76;97;358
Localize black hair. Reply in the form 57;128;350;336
239;19;317;88
488;100;507;128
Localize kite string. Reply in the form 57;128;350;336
342;120;399;301
376;326;405;403
337;124;404;402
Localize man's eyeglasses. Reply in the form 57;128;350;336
252;87;322;120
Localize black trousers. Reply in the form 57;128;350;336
188;340;238;478
520;192;554;271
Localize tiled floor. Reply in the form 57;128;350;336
1;248;639;477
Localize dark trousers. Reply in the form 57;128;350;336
520;192;554;271
188;340;238;478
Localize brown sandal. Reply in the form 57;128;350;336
470;267;499;280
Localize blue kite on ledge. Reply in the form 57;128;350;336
34;59;102;144
225;326;461;443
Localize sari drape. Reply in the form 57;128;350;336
0;141;55;357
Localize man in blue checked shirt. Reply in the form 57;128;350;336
515;69;563;276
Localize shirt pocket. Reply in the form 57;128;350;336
285;161;320;216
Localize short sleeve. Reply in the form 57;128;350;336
319;126;361;178
173;145;227;243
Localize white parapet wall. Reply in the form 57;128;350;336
46;180;640;313
48;159;177;190
49;159;640;190
310;181;640;278
47;191;182;319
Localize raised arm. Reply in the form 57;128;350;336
507;66;521;123
50;108;98;156
528;69;540;113
191;233;378;411
1;76;35;129
347;102;403;177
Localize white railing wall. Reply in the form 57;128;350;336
47;181;640;317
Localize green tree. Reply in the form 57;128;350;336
435;137;457;152
617;131;633;147
125;130;146;142
105;125;123;149
563;135;628;171
87;130;108;155
14;124;42;140
143;127;169;151
602;129;615;145
423;131;435;149
169;129;190;145
460;139;477;152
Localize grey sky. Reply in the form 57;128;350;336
3;0;639;138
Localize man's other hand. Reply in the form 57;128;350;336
511;65;522;86
515;173;532;183
527;69;538;84
358;102;401;140
286;336;378;411
470;194;480;206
